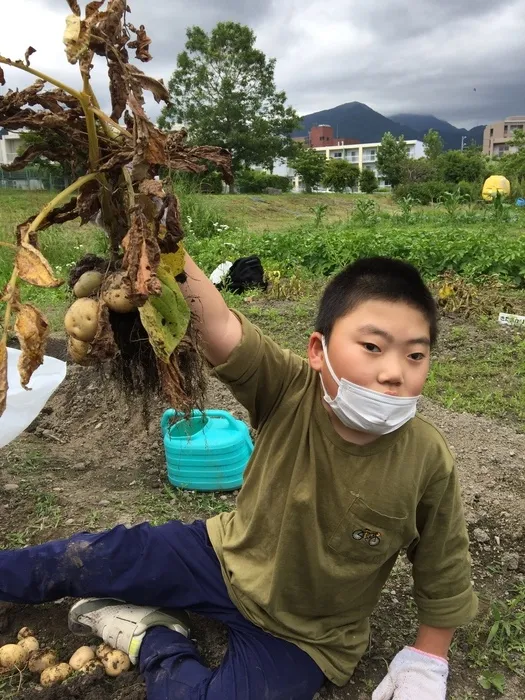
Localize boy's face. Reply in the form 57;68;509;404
308;299;431;399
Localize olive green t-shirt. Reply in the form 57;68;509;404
206;313;478;686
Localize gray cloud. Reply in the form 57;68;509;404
4;0;525;129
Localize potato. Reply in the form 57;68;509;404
102;273;136;313
67;337;91;365
73;271;103;299
80;659;104;675
95;643;113;661
102;649;131;677
40;663;72;687
17;627;35;641
18;637;39;654
64;298;99;342
0;643;28;669
69;645;95;671
28;649;58;674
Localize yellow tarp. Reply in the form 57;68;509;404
482;175;510;201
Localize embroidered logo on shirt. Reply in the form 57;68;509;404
352;529;382;547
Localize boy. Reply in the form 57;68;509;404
0;255;477;699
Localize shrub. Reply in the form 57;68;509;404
237;169;291;194
359;168;378;194
457;180;482;201
393;181;450;205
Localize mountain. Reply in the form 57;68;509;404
389;113;486;150
292;102;421;143
292;102;486;150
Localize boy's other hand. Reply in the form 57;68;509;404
372;646;448;700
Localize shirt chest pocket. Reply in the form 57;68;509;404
328;496;408;562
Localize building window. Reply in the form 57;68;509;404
490;128;494;137
331;151;343;158
504;125;508;136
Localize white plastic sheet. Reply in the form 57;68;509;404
0;348;67;448
209;261;233;285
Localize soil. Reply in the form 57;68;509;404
1;336;524;700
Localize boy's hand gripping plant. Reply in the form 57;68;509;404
0;0;233;417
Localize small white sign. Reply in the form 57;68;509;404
498;312;525;327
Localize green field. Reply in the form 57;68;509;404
1;188;525;429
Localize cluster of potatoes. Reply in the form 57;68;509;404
0;627;130;687
64;270;136;364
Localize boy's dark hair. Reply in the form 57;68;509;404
316;257;438;346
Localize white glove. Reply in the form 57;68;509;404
372;646;448;700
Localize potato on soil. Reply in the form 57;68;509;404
0;643;28;669
102;272;136;313
28;649;58;674
67;337;91;364
69;646;95;671
64;298;99;342
73;271;103;298
18;636;39;654
17;627;35;641
102;649;131;677
95;642;113;660
80;659;104;675
40;663;72;687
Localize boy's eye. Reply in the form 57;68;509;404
363;343;381;353
409;352;425;361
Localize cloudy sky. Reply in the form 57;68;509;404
1;0;524;129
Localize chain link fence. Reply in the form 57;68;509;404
0;167;68;191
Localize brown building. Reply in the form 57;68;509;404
308;124;359;148
483;116;525;157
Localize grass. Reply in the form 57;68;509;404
1;189;525;430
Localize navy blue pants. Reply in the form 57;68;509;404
0;519;325;699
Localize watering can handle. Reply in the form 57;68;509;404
160;409;184;437
201;409;240;430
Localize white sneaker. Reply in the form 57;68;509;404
68;598;190;664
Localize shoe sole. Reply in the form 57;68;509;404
68;598;126;635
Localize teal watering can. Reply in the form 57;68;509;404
161;409;254;492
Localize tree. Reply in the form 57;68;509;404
158;22;300;185
377;132;409;187
359;168;378;194
500;130;525;181
400;158;437;183
288;147;326;193
437;150;486;184
322;159;360;192
423;129;444;161
17;130;83;183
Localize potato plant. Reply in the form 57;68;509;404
0;0;232;416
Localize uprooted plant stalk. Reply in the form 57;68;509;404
0;0;233;417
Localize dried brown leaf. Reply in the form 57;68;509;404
24;47;36;66
127;65;169;104
16;242;63;288
14;303;49;388
128;93;167;180
2;143;67;172
86;1;105;19
122;210;161;302
0;338;7;417
0;67;5;87
159;195;184;253
66;0;81;15
108;58;128;122
139;179;166;198
77;180;101;225
128;24;152;62
16;220;37;249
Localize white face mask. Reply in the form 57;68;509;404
320;336;419;435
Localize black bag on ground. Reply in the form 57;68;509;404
220;256;267;294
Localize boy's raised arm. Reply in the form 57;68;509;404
178;253;242;368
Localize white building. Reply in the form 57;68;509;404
288;139;425;192
0;129;24;166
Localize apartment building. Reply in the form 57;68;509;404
288;137;424;191
0;129;24;165
483;116;525;157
